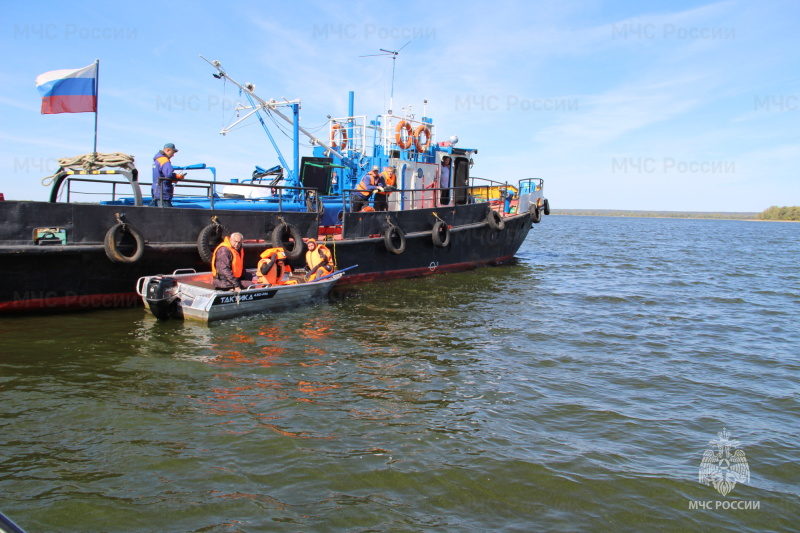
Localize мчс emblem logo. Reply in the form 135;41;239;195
698;428;750;496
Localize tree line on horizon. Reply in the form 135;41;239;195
550;209;756;219
758;206;800;221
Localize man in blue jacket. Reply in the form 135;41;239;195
351;165;383;212
151;143;185;207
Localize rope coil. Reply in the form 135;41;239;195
42;152;136;187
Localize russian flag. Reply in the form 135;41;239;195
35;63;97;114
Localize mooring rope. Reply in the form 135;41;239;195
42;152;136;187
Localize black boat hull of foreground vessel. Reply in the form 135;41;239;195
0;201;313;312
331;202;532;283
0;200;534;312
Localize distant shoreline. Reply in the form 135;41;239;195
549;209;761;220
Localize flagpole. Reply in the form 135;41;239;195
93;59;99;156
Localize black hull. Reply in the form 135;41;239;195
0;200;534;312
332;208;531;284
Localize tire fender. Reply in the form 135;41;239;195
432;220;451;248
104;223;145;263
197;223;227;264
383;224;406;255
271;223;305;261
530;204;542;223
486;209;505;231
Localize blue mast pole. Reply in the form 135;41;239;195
292;103;299;184
348;91;354;148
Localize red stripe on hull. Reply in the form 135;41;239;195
0;292;139;312
334;254;516;286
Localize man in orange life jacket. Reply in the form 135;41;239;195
305;239;334;281
150;143;186;207
374;166;397;211
211;232;253;291
351;165;383;212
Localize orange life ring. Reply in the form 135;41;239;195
395;120;413;150
330;123;348;150
413;124;431;152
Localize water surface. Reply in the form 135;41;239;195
1;216;798;532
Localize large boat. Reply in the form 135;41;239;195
0;58;549;313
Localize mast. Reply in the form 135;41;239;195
200;56;347;167
360;42;409;115
93;59;99;156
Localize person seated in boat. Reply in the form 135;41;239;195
211;232;253;291
374;166;397;211
304;239;334;281
150;143;186;207
351;166;383;212
256;247;297;286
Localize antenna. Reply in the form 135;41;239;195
360;41;410;115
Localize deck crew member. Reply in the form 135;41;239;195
351;166;383;212
256;247;297;286
374;166;397;211
212;232;252;291
305;239;334;281
150;143;186;207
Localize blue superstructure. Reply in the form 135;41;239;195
107;57;487;227
101;56;546;236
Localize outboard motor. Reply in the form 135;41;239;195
145;276;178;320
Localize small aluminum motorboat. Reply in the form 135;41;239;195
136;268;344;323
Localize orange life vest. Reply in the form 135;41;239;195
256;247;293;285
356;172;379;197
211;237;244;278
305;244;334;281
380;170;396;188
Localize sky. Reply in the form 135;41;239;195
1;0;798;211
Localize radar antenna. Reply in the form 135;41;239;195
360;41;410;115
